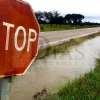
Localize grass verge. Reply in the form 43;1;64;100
37;32;100;59
44;59;100;100
40;24;96;32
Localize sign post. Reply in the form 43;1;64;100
0;0;40;99
0;78;10;100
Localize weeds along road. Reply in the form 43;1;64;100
39;27;100;49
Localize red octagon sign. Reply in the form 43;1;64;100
0;0;40;77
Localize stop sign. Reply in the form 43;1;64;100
0;0;40;77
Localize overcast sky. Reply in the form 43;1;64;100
24;0;100;22
24;0;100;16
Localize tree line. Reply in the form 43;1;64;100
35;10;100;26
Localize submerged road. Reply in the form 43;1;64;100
39;27;100;49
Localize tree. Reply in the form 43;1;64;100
57;16;64;26
43;11;53;24
35;10;85;26
43;10;60;26
64;14;84;25
35;11;45;24
50;10;60;26
77;14;84;25
71;14;84;25
64;14;72;24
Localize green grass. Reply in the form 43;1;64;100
37;32;100;59
59;59;100;100
43;59;100;100
40;24;97;32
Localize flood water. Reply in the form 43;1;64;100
9;36;100;100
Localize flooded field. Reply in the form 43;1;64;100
9;36;100;100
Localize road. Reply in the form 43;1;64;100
39;27;100;49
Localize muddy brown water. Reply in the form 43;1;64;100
9;37;100;100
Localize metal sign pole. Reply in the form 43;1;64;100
0;78;10;100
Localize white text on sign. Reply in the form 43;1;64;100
3;22;37;52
